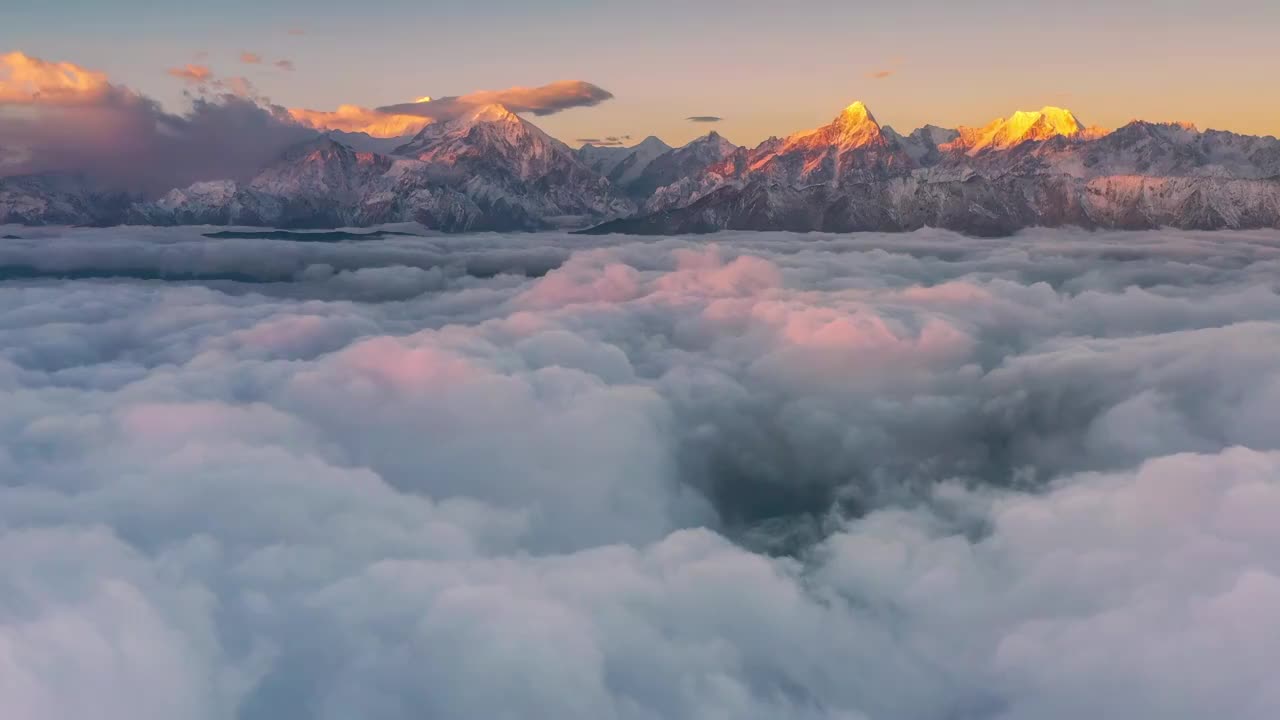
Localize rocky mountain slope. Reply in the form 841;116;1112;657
126;105;633;231
0;174;136;226
3;99;1279;234
590;103;1280;235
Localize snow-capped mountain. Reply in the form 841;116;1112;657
325;130;417;154
585;173;1280;237
391;103;632;221
577;143;633;176
577;136;673;191
129;107;634;231
4;98;1279;234
884;125;960;165
943;106;1107;155
606;136;673;187
624;131;741;200
588;101;1280;235
0;174;135;226
739;101;916;186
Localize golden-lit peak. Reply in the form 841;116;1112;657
947;105;1095;155
774;100;885;155
838;101;873;123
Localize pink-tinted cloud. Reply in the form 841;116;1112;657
376;80;613;119
867;69;894;80
240;52;263;65
0;51;314;194
219;75;258;99
287;27;306;36
167;64;214;85
164;62;261;101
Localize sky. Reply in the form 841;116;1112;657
4;0;1280;146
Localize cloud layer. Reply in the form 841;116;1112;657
2;226;1279;718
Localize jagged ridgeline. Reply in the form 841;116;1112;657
4;101;1279;234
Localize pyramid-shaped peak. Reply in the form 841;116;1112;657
462;103;520;124
687;130;735;148
837;101;877;124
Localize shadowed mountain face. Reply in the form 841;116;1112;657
4;100;1280;233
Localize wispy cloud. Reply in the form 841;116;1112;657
167;64;214;85
686;116;723;123
866;69;894;80
164;63;260;100
287;27;306;36
578;134;632;147
377;80;613;119
274;59;296;72
240;52;263;65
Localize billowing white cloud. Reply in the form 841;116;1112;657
1;226;1279;718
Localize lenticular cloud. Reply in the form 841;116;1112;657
2;226;1280;719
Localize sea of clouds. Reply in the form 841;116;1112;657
2;225;1280;719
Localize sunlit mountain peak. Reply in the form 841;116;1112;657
947;105;1107;155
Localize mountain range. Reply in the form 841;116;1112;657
3;100;1279;235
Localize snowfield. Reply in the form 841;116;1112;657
3;226;1280;719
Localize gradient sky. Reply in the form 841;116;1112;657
6;0;1279;147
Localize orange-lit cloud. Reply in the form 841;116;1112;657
287;104;432;138
377;80;613;118
164;62;263;101
293;81;611;138
0;51;112;105
168;64;214;85
240;52;263;65
867;70;894;80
